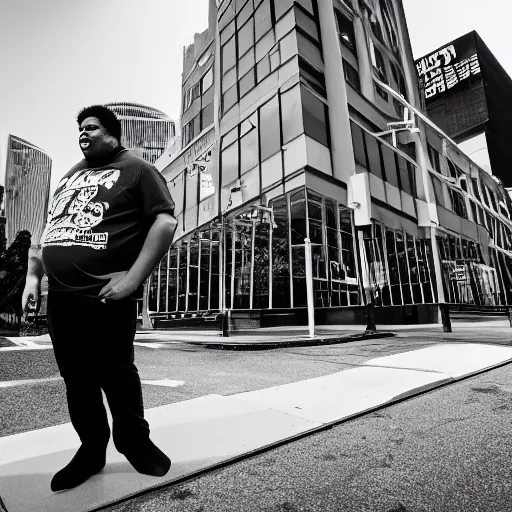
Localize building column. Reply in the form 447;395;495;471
317;0;356;185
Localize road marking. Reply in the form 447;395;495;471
0;345;52;352
133;342;167;349
141;379;185;387
0;377;62;388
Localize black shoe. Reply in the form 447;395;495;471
51;445;106;492
121;440;171;477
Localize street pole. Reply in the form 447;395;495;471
304;238;315;338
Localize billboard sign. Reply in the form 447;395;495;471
416;34;481;100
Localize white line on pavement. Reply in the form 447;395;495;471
141;379;185;387
0;377;62;388
0;345;52;352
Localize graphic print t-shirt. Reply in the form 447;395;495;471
41;149;175;294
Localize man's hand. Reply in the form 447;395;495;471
21;275;41;313
96;271;139;301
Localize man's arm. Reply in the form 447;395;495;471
21;246;45;312
98;213;177;301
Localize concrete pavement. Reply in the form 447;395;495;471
1;320;512;511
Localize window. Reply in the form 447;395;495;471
222;37;236;73
343;60;361;92
449;188;467;218
238;18;255;57
239;69;256;97
240;120;259;174
260;96;281;160
397;156;414;196
472;178;481;202
270;197;291;308
201;102;214;129
373;47;387;82
380;143;399;187
301;85;329;147
274;0;294;20
469;201;478;223
223;85;238;113
221;138;239;185
375;85;389;101
447;159;459;180
300;58;327;97
364;132;383;179
201;68;213;93
335;10;356;52
297;33;324;69
390;63;406;97
432;176;444;207
295;7;319;42
480;178;490;207
281;84;304;144
351;121;367;169
428;145;441;173
255;1;272;40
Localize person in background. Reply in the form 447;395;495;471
22;105;177;492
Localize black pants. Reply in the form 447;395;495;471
47;292;150;453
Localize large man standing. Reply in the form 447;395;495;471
21;105;177;492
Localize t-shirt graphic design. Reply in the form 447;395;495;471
42;169;120;250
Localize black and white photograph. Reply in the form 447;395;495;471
1;0;512;510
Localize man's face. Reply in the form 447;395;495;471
79;116;117;160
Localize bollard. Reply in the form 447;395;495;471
366;299;377;332
440;304;452;333
222;311;230;337
304;238;315;338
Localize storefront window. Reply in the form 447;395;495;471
253;223;270;308
386;229;402;305
416;239;434;303
407;234;422;304
224;225;233;309
188;238;199;311
271;197;291;308
233;223;252;309
199;239;210;311
158;254;168;313
396;231;411;304
178;244;188;311
211;241;221;310
290;190;307;244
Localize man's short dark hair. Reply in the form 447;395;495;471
77;105;122;142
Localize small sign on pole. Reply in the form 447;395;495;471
304;238;315;338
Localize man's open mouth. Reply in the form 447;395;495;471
80;140;90;149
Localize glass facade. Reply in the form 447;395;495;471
4;135;52;247
363;223;437;306
106;103;175;165
149;187;362;313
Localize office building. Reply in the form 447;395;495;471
146;0;512;329
0;185;6;253
416;31;512;186
105;102;176;165
4;135;51;248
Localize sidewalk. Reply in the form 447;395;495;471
4;317;511;350
1;321;512;511
2;325;398;351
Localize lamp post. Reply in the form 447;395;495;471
304;237;315;339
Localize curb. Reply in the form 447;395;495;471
178;331;396;351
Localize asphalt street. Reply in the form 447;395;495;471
2;321;512;511
101;362;512;512
0;335;439;437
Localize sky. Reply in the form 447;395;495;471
1;0;511;198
